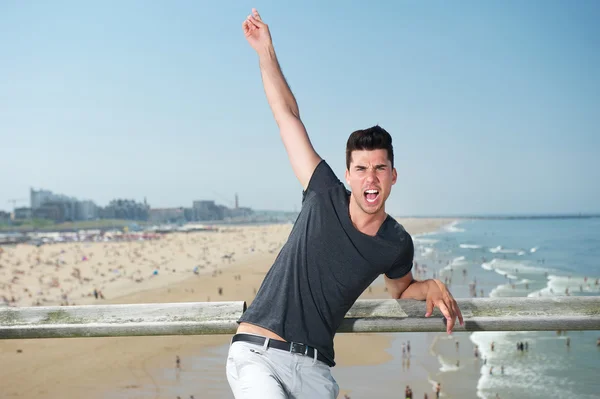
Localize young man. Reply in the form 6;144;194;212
227;9;463;398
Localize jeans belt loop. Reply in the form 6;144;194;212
312;347;318;365
262;337;270;351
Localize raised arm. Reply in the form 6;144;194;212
243;8;321;190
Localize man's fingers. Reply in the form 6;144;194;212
246;15;259;29
455;300;464;326
252;8;262;21
425;299;434;317
242;20;256;37
248;15;265;28
437;301;455;333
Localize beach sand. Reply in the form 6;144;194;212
0;218;457;399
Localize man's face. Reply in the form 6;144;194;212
345;149;397;215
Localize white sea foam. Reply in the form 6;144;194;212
542;275;600;296
413;237;439;245
444;221;465;233
489;245;524;254
443;256;467;271
453;255;466;263
481;258;548;275
489;246;502;253
530;246;539;253
419;246;435;256
437;355;460;372
460;244;482;249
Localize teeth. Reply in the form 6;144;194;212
365;190;378;194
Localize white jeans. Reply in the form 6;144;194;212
226;340;339;398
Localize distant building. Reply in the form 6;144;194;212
193;200;222;221
0;211;10;223
14;207;32;220
76;200;98;220
30;187;94;221
183;208;194;221
33;201;68;222
228;206;253;219
149;208;185;224
101;199;149;221
30;188;54;210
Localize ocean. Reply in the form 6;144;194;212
414;218;600;399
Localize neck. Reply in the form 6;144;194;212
348;195;387;236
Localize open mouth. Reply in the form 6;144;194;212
364;189;380;204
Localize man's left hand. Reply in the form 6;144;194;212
425;279;464;334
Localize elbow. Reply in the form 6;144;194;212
275;105;300;120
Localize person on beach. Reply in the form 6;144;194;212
226;8;463;398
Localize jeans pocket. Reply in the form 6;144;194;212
226;353;239;381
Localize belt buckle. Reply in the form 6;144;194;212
289;342;308;356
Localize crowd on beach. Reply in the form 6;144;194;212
0;225;291;309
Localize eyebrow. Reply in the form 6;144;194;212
355;164;387;169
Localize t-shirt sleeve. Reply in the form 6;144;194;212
385;232;414;279
302;160;342;203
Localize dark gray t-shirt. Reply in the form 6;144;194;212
238;160;414;366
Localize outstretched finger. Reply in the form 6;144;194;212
252;8;262;21
437;301;455;333
454;300;464;326
425;299;434;318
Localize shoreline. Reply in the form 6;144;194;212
1;218;458;399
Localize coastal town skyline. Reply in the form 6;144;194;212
0;186;255;225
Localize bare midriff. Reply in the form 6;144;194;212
237;322;287;341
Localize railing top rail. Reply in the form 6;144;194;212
1;297;599;339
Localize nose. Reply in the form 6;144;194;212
365;168;378;183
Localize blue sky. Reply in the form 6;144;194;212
1;1;599;216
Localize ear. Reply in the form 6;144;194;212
345;169;350;185
392;168;397;185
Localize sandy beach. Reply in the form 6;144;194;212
0;218;457;399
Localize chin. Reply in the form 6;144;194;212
361;203;383;215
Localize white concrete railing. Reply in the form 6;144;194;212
1;297;599;339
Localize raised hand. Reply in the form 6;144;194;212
242;8;272;53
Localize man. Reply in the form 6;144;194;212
227;9;463;398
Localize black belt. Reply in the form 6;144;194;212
231;333;334;367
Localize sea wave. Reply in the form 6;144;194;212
489;245;525;254
437;355;460;372
413;237;439;245
460;244;482;249
444;221;465;233
537;275;600;296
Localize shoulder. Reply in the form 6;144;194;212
302;160;344;202
380;217;413;245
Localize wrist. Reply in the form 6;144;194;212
257;44;276;60
425;279;438;292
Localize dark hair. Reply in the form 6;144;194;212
345;125;394;170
